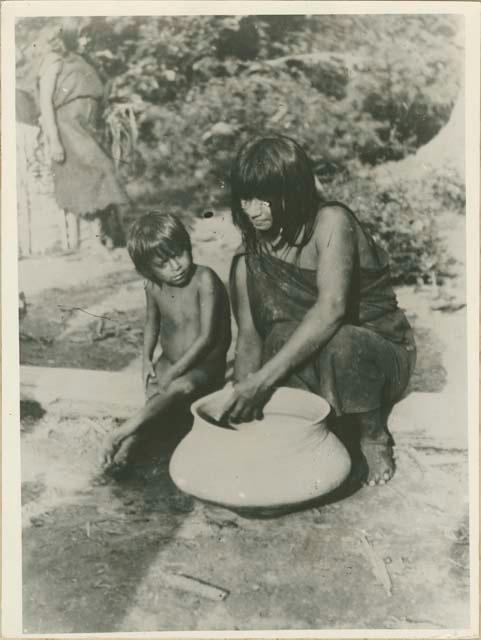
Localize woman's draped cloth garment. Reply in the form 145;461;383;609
40;52;128;215
230;211;416;416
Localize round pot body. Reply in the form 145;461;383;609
169;386;351;511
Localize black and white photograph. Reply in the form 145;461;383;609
2;1;479;637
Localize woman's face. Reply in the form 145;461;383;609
241;197;282;233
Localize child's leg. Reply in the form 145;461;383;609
102;360;220;467
102;388;185;467
112;354;180;462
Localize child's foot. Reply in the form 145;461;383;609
111;435;135;466
360;436;395;486
101;431;133;469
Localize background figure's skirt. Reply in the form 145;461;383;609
52;98;128;215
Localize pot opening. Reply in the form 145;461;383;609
196;407;237;430
191;387;331;431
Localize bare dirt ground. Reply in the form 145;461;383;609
19;212;471;633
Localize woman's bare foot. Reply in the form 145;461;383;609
357;408;395;487
360;437;395;486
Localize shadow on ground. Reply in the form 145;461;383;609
22;407;195;634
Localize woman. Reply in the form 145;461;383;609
38;19;129;250
221;136;416;486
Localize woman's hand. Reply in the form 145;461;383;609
220;373;273;424
50;139;65;164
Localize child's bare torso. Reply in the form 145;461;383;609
148;265;229;364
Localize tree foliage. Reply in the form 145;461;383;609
17;15;462;178
16;14;464;282
323;162;464;284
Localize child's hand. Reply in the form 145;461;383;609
143;360;156;392
50;140;65;164
157;369;176;392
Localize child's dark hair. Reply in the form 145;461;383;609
127;212;192;279
230;135;321;252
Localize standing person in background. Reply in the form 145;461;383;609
38;18;129;251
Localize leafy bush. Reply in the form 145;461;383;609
15;15;464;282
17;14;461;189
322;163;464;284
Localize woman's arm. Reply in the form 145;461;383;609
232;255;263;383
258;207;356;387
162;268;220;384
38;56;64;163
222;206;357;423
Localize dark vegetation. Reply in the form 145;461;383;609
17;14;465;282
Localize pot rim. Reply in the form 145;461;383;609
190;385;331;428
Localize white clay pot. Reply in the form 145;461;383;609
169;386;351;512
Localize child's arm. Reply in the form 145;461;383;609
142;283;160;390
161;269;219;386
38;55;64;163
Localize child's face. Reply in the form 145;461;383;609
148;250;193;286
241;197;281;233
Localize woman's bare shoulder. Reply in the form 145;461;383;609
317;202;352;222
313;203;356;249
315;203;355;232
233;241;247;256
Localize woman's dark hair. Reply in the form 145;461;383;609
230;135;321;252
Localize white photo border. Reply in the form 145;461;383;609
2;2;479;638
